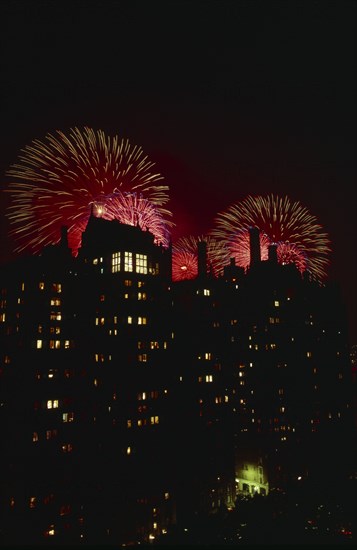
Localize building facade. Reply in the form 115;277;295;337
0;216;354;544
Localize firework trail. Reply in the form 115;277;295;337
211;194;330;279
5;127;172;254
172;235;230;281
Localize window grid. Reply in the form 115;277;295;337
112;252;121;273
124;252;133;272
135;254;148;274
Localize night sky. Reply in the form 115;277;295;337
1;0;356;339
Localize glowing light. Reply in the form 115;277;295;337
211;194;330;279
5;127;172;254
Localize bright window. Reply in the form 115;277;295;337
136;254;148;274
124;252;133;272
112;252;121;273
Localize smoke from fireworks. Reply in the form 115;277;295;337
211;194;330;279
172;235;230;282
5;127;172;254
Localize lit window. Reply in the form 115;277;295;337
46;526;55;536
205;375;213;382
307;351;312;358
50;313;61;321
128;316;132;324
150;341;159;349
203;289;210;296
149;262;159;275
61;443;73;453
36;340;43;349
29;496;36;509
50;298;61;306
126;446;131;455
62;412;74;423
93;258;98;265
138;316;147;325
138;292;147;300
150;416;159;425
125;279;132;286
127;420;132;428
136;254;148;274
124;252;133;272
52;283;62;293
138;354;147;362
39;282;45;290
204;352;212;360
32;432;39;442
274;301;280;307
112;252;121;273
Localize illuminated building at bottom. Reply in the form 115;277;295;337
0;217;353;544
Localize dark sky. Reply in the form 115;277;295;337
1;0;356;339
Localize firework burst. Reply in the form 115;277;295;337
211;194;330;279
5;127;172;254
172;235;230;282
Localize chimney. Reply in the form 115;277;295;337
268;243;278;264
60;226;69;249
197;240;207;278
249;227;261;267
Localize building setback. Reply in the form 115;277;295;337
0;216;354;544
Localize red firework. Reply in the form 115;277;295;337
5;127;171;254
211;194;330;279
172;235;230;282
93;191;172;248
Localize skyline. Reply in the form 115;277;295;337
1;0;356;338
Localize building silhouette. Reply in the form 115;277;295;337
0;215;354;544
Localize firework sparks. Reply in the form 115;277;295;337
5;127;172;254
93;191;172;247
172;235;230;282
211;194;330;279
